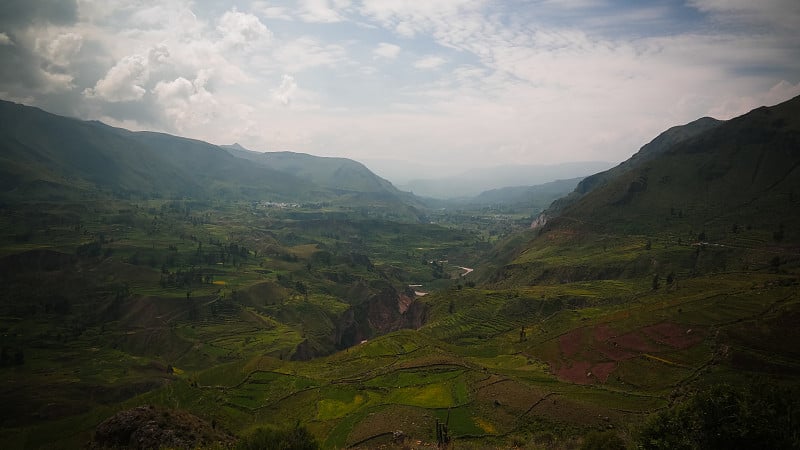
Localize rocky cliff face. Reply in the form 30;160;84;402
292;286;428;360
530;213;548;230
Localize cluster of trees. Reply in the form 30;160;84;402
638;382;800;449
159;266;214;288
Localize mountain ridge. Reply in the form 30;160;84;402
397;161;614;199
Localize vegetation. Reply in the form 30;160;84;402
1;96;799;449
237;424;319;450
638;383;800;449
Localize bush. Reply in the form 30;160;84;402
236;425;319;450
638;383;800;450
581;430;626;450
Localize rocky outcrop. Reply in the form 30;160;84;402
291;286;429;360
90;405;234;449
530;213;548;230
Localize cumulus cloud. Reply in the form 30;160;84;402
153;70;218;131
35;32;82;66
84;54;149;102
0;32;13;46
3;0;800;172
148;44;170;65
413;55;446;69
272;74;297;105
217;8;272;50
373;42;400;59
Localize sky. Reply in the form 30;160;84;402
1;0;799;180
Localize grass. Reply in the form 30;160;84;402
2;191;799;449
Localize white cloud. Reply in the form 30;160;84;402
4;0;800;172
413;55;446;69
36;32;83;66
373;42;400;59
688;0;800;27
707;80;800;119
0;32;13;46
358;0;486;39
272;74;297;105
217;8;272;50
298;0;350;23
252;2;293;20
273;37;348;72
84;54;149;102
148;44;170;65
153;70;218;131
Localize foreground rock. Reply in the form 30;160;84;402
90;405;234;449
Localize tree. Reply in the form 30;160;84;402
652;274;660;291
638;383;800;450
581;430;626;450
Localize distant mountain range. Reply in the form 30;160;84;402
0;100;612;215
397;161;613;199
0;101;413;211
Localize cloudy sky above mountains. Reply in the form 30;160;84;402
1;0;799;176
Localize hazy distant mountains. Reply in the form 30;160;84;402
223;144;399;195
0;99;611;213
397;162;613;199
464;177;585;206
0;100;410;207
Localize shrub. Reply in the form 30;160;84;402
638;383;800;449
236;425;319;450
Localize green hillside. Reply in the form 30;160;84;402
1;97;799;449
225;145;399;195
0;101;326;202
548;116;723;215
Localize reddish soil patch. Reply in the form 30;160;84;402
593;324;617;342
641;323;704;349
612;330;660;353
555;360;593;384
595;342;637;362
590;362;617;383
554;360;618;385
558;328;585;358
550;322;703;385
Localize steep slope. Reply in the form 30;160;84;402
488;95;800;286
0;100;322;201
552;96;800;236
545;116;722;217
